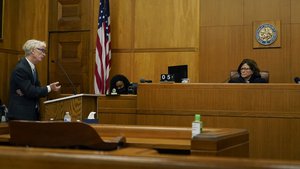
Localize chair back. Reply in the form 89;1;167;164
9;120;125;150
230;71;269;82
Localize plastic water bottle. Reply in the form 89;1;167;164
1;115;6;122
64;112;71;122
192;114;203;138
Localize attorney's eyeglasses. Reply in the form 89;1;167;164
36;48;47;54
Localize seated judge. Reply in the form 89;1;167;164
7;39;61;121
228;58;267;83
109;74;130;94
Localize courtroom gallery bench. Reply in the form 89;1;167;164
1;121;298;169
0;121;249;157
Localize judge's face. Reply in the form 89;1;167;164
240;63;253;79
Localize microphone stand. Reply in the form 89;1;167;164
52;60;77;95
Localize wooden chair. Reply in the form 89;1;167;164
8;120;126;150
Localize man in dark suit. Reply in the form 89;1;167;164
7;39;61;121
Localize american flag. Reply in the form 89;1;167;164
94;0;111;94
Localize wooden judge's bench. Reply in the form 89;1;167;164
1;83;299;169
97;83;300;160
43;83;300;160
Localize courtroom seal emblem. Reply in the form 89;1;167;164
256;23;277;46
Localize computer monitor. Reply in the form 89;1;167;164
168;65;188;83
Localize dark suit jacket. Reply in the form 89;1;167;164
8;57;48;120
228;75;267;83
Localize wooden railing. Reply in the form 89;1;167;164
0;122;248;157
0;145;299;169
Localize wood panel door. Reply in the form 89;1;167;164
48;31;90;99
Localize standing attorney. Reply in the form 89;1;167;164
7;39;61;121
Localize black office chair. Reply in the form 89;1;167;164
230;71;269;83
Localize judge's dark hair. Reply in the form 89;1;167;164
109;74;130;92
237;58;261;77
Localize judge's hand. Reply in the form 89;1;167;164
49;82;61;92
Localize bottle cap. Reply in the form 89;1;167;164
195;114;201;121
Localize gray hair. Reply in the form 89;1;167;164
22;39;46;56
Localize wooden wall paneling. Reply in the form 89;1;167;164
243;24;291;83
291;0;300;24
199;26;244;83
110;0;134;49
200;0;243;26
48;31;90;97
133;52;199;83
17;0;49;41
48;0;59;32
0;0;16;105
0;0;18;49
100;113;137;124
134;0;199;49
200;0;293;83
0;54;8;103
136;114;193;127
291;24;300;79
16;0;49;86
98;95;137;124
243;0;291;25
290;1;300;81
0;0;21;105
49;0;91;31
109;53;134;82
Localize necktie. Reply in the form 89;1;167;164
32;69;37;83
32;69;39;110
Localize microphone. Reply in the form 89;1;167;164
294;77;300;84
140;78;152;83
51;60;77;95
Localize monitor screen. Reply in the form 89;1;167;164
168;65;188;83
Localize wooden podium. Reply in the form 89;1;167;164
43;94;99;121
